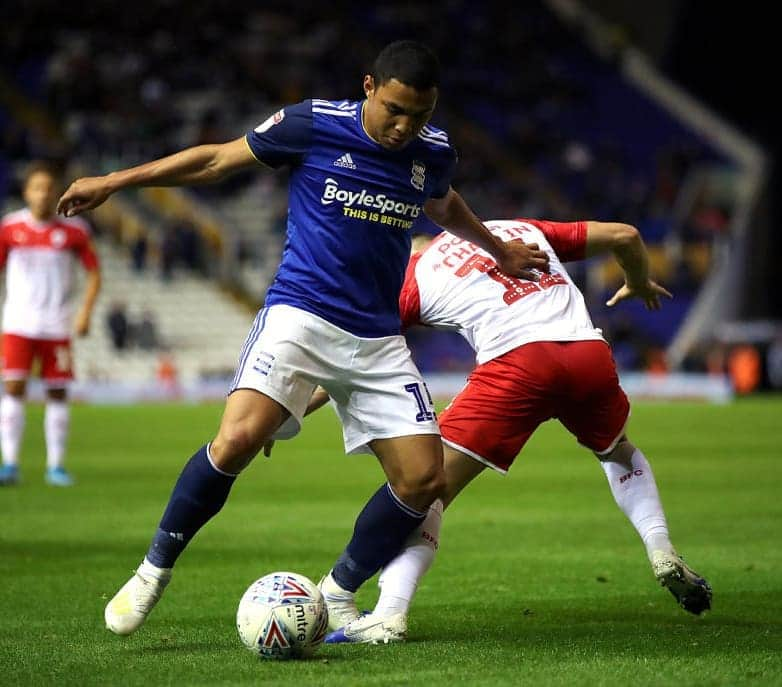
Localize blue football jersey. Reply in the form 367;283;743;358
245;99;457;337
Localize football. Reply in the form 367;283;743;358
236;571;329;660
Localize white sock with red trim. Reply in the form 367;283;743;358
600;448;673;561
44;401;70;470
1;394;25;467
375;499;443;618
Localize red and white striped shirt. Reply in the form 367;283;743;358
399;218;604;364
0;208;99;339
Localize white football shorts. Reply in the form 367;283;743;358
228;304;440;454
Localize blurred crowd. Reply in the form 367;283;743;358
1;0;740;376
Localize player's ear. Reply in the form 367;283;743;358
363;75;375;98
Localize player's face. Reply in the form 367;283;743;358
23;171;59;220
362;76;437;150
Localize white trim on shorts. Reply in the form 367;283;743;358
441;437;509;475
589;411;631;456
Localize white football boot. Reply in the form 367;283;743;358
318;571;361;631
104;561;172;635
324;611;407;644
652;550;712;615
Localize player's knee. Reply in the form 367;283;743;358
391;465;445;509
212;424;266;470
599;436;636;464
4;380;26;397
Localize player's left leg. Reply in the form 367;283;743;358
320;433;445;636
597;437;712;615
327;346;548;644
371;444;486;625
558;340;711;615
40;339;76;486
43;387;73;486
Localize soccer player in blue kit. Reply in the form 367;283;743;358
57;40;550;635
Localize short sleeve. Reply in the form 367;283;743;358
245;100;313;169
518;218;587;262
399;252;423;331
429;147;457;199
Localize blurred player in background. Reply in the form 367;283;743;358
55;40;549;635
0;161;101;487
319;218;712;644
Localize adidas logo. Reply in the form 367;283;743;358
333;153;357;170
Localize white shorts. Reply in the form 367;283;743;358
228;304;440;454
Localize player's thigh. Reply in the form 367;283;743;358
228;305;325;441
557;341;630;454
335;334;439;456
439;348;555;474
2;333;35;382
212;389;292;471
38;339;74;383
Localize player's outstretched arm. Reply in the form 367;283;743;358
585;221;672;310
424;188;550;280
57;137;258;217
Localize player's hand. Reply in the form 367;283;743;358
496;239;550;281
57;177;112;217
262;440;275;458
74;309;91;337
606;280;673;311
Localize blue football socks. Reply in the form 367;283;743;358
331;483;427;592
146;444;236;568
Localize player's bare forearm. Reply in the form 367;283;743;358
424;189;549;278
587;222;672;309
585;222;645;279
57;137;256;216
75;268;102;336
424;189;501;254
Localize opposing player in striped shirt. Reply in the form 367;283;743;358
0;161;101;487
322;218;712;643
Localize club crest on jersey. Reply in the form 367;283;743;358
254;109;285;134
411;160;426;191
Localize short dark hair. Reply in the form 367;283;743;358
372;40;440;90
22;159;62;187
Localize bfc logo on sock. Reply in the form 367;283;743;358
619;469;644;484
167;531;184;541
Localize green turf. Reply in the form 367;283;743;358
1;397;781;686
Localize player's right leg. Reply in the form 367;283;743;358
0;334;33;486
106;306;316;635
40;339;76;486
105;389;290;635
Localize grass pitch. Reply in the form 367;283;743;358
1;397;781;686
